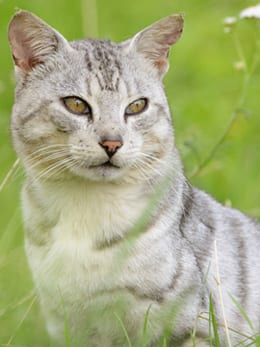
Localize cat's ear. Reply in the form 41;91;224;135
8;11;69;74
128;14;184;77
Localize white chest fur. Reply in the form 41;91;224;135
24;183;148;294
22;179;182;345
23;179;149;280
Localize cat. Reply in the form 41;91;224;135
8;10;260;347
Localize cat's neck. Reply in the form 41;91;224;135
24;177;157;247
23;154;182;249
23;152;184;247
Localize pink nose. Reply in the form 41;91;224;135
99;140;123;157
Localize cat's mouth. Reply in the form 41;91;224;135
72;160;123;181
89;161;120;169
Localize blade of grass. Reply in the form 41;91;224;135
199;311;255;343
229;294;254;332
209;294;221;347
255;334;260;347
161;336;167;347
0;159;20;193
0;290;35;318
6;295;37;346
191;312;203;347
214;240;232;347
142;304;152;347
114;312;132;347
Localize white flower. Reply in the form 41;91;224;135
224;17;237;26
233;61;246;71
240;4;260;19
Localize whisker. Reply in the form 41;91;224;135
26;146;70;159
130;163;157;190
24;149;70;172
31;157;77;184
25;150;69;166
9;164;25;184
135;157;165;178
30;143;72;153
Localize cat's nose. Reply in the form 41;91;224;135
99;138;123;158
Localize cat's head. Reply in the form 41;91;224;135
8;11;183;184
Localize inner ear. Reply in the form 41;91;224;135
128;14;184;77
8;10;67;73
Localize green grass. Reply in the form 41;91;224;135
209;295;221;347
0;0;259;346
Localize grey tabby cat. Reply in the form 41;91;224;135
8;10;260;347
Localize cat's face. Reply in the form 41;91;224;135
9;11;183;184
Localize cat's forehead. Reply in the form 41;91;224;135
71;39;122;71
70;39;123;93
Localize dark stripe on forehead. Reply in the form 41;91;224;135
85;78;92;96
93;46;103;61
115;77;120;91
87;41;122;92
95;73;105;91
114;57;122;74
85;51;93;71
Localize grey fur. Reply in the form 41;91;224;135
8;10;260;347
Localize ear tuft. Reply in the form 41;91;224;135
8;11;62;73
130;14;184;77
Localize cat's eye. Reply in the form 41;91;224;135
62;96;91;116
125;98;148;116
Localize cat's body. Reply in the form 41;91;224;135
8;11;260;346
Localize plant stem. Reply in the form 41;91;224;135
189;19;260;179
189;64;251;179
214;241;232;347
81;0;99;38
198;314;254;342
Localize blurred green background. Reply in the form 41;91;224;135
0;0;259;345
